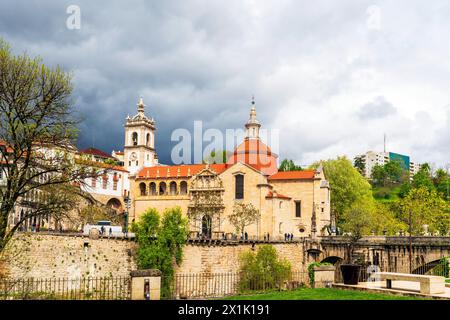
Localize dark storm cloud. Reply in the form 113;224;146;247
0;0;449;166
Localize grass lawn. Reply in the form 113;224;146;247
222;288;426;300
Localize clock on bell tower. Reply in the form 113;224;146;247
124;97;158;175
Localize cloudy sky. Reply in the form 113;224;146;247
1;0;449;167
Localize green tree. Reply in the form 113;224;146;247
0;39;97;252
353;156;365;175
311;157;373;225
371;164;388;187
384;160;404;184
397;187;447;235
239;245;291;292
131;207;189;297
340;200;376;263
279;159;302;171
412;164;435;192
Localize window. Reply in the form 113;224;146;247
139;182;147;196
235;174;244;199
295;201;301;217
129;161;131;166
169;181;177;195
180;181;188;195
132;132;138;146
159;182;167;195
146;133;150;147
149;182;157;195
102;174;108;189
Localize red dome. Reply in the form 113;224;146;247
227;138;278;175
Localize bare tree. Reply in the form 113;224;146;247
0;39;103;252
228;202;259;235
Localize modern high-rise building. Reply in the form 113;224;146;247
354;151;422;179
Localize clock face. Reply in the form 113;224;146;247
130;152;137;161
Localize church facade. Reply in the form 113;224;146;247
124;98;331;240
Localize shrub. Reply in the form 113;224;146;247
307;262;332;287
238;245;291;292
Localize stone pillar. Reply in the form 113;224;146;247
313;265;335;288
130;269;162;300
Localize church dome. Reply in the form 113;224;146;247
227;138;278;175
227;99;278;175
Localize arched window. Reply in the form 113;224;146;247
159;182;167;195
139;182;147;196
235;174;244;199
180;181;188;195
149;182;156;195
169;181;177;195
132;132;138;146
146;133;150;147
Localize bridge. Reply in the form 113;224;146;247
308;236;450;275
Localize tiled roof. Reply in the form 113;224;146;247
266;191;291;200
75;158;128;172
137;164;229;179
80;147;112;159
232;138;275;156
227;138;278;176
268;170;316;181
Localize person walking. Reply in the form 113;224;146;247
109;227;112;236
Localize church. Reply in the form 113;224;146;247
123;98;331;240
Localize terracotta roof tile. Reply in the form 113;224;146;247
268;170;316;181
80;147;112;159
137;164;229;179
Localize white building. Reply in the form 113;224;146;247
355;150;422;179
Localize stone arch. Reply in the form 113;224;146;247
139;182;147;196
159;182;167;195
180;181;188;195
132;132;138;146
149;182;157;195
106;198;122;212
146;133;151;147
169;181;177;195
321;256;344;265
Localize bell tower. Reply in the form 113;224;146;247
124;97;158;175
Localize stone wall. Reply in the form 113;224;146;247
176;242;307;274
3;233;136;279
